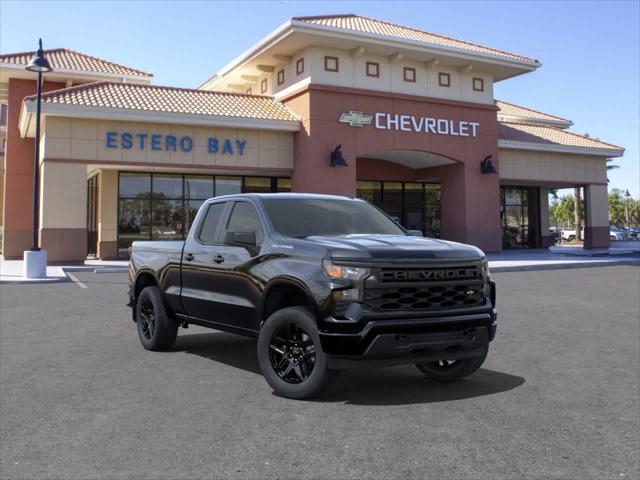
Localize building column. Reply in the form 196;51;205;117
98;170;118;259
428;161;502;253
39;161;87;262
584;184;610;249
2;78;66;259
539;187;553;247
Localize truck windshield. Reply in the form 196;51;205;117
262;198;406;238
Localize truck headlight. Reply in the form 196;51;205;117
482;261;490;277
322;260;370;281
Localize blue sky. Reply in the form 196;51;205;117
1;0;638;196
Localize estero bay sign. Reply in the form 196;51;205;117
105;131;248;155
339;111;480;137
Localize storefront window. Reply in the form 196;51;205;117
117;173;289;257
244;177;272;193
277;178;292;192
215;176;242;196
356;180;441;237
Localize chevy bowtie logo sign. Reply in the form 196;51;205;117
338;111;480;137
338;111;373;127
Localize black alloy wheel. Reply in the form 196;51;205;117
257;306;337;399
138;296;156;341
415;345;488;382
268;323;317;384
135;286;178;351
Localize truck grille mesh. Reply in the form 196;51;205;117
363;284;484;311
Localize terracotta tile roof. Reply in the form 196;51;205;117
0;48;152;78
499;122;624;153
496;100;572;126
293;14;538;64
27;81;299;122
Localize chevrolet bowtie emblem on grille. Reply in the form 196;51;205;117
466;290;476;296
339;111;373;127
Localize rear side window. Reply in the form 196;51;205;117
198;202;226;244
226;202;264;244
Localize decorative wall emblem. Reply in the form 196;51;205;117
338;111;374;127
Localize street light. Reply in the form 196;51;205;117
23;39;52;279
625;189;631;229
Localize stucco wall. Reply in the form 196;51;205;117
41;117;294;171
273;46;494;105
499;148;607;184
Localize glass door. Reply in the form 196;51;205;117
86;175;99;257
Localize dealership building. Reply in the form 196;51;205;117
0;14;624;261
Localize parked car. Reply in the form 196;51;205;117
610;227;629;241
561;228;584;242
127;194;497;399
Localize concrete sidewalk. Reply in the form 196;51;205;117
2;250;638;283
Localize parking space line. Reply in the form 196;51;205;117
66;272;88;289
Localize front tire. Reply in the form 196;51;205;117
136;286;178;351
257;307;336;399
415;345;488;382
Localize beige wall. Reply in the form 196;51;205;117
40;161;86;229
499;149;607;184
42;117;294;170
267;46;494;104
585;184;609;228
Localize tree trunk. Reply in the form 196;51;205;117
574;187;581;241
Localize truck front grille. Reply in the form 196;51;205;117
363;284;484;311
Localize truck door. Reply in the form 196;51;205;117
181;200;264;333
180;200;231;324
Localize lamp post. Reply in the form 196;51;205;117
23;39;52;279
624;189;631;229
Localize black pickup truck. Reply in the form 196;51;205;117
128;193;496;399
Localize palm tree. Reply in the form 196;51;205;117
574;187;581;241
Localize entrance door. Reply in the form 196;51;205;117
86;175;99;257
500;186;540;248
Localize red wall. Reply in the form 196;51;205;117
2;78;66;259
283;84;502;252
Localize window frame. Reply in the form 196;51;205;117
260;78;268;94
403;67;416;83
472;77;484;92
196;201;228;245
324;55;339;72
366;61;380;78
296;58;304;76
438;72;451;87
277;69;284;85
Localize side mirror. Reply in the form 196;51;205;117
225;231;257;246
406;230;424;237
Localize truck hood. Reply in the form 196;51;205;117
302;234;485;262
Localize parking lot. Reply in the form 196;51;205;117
1;266;638;479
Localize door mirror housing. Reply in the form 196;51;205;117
406;229;424;237
225;231;257;246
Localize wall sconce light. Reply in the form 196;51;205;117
330;144;348;167
480;155;497;174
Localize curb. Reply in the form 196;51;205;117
491;259;640;273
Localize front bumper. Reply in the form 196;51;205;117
320;308;497;369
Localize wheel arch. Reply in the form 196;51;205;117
260;278;319;328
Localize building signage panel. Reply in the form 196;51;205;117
105;132;247;155
339;111;479;137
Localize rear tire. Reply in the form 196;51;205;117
136;286;178;351
415;345;488;382
257;307;336;399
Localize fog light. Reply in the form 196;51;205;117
332;289;360;301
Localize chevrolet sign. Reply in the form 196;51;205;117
339;111;480;137
338;111;373;127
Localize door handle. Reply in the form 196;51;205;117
214;254;225;264
184;253;194;261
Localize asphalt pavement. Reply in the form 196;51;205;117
0;266;638;479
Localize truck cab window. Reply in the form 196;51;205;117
226;202;264;244
198;202;226;244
